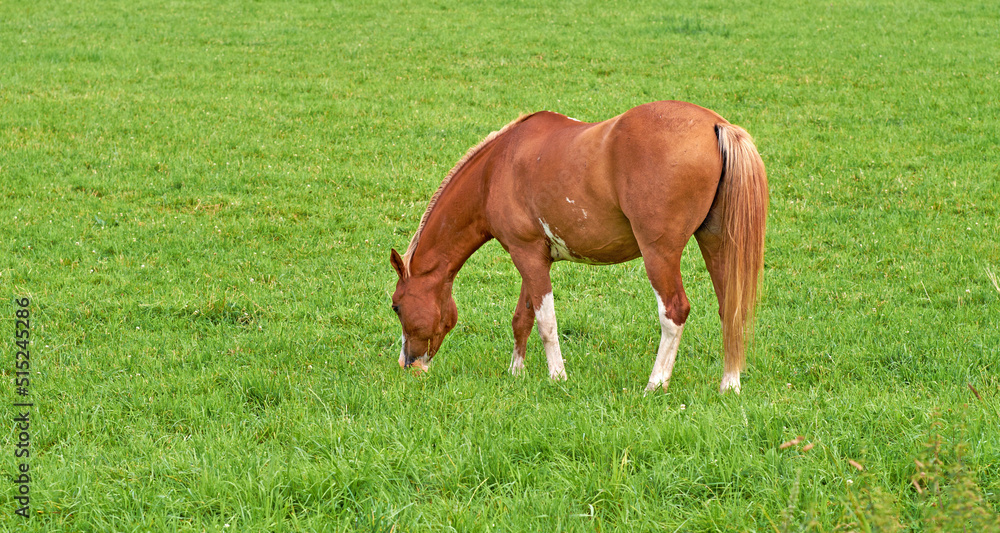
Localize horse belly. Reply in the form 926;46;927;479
537;210;640;265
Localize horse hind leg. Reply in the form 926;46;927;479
641;251;690;393
694;226;740;393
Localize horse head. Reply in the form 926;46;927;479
389;248;457;372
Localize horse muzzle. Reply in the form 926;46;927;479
398;336;431;372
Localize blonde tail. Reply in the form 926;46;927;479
715;123;769;377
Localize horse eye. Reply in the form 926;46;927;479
391;305;400;315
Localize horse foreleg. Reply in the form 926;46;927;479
510;252;567;381
510;284;534;376
535;291;567;380
641;253;690;393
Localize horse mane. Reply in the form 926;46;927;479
401;113;532;275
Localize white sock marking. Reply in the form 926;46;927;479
535;292;567;380
509;347;525;376
720;372;741;394
645;291;684;392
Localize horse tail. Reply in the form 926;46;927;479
715;123;768;376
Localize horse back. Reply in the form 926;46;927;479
484;101;726;263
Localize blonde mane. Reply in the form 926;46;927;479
401;114;531;274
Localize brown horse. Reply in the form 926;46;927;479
390;101;767;393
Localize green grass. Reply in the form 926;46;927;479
2;0;999;530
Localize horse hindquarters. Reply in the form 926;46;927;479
613;109;722;392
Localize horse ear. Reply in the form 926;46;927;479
390;248;407;279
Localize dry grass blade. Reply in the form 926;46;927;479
779;436;804;449
987;266;1000;296
969;383;983;401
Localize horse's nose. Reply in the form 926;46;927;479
398;335;430;372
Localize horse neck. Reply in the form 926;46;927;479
408;167;492;285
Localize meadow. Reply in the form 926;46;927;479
1;0;998;530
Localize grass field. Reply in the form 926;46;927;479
2;0;999;530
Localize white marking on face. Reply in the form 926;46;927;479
398;334;407;368
581;209;588;219
565;197;575;204
645;291;684;393
534;292;567;380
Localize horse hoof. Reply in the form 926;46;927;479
719;373;741;394
644;382;666;394
509;353;525;376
